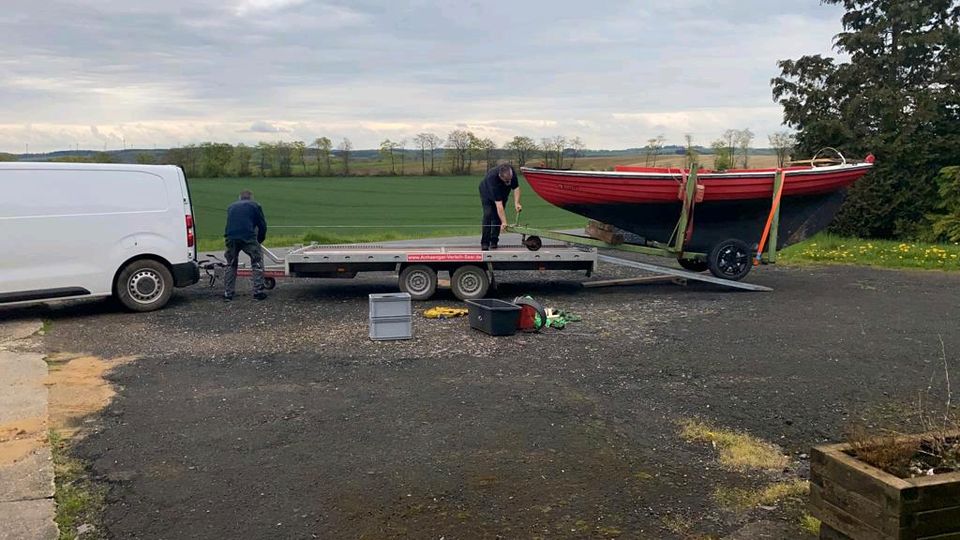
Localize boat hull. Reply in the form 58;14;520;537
521;161;872;253
562;189;847;253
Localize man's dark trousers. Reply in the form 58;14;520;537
481;199;501;249
223;238;265;297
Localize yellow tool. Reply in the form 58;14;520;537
423;307;469;319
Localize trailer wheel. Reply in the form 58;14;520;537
263;277;277;290
115;259;174;312
451;265;490;301
678;258;708;272
523;235;542;251
399;265;437;300
707;239;752;281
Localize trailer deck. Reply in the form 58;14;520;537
283;243;597;300
201;237;772;300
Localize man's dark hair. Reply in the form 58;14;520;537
497;164;512;176
239;190;253;200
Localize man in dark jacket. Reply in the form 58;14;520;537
478;163;522;250
223;190;268;301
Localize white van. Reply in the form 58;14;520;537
0;162;200;312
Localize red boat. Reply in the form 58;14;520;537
520;154;874;256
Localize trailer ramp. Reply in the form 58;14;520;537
596;255;773;292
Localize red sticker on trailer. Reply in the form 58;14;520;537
407;253;484;262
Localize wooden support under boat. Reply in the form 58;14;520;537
585;220;624;245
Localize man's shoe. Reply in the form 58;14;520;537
223;295;233;302
489;244;498;250
253;292;267;301
481;245;489;251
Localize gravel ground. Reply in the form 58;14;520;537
5;257;959;539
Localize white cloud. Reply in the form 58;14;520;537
0;0;846;153
233;0;307;16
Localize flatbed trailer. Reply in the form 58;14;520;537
199;243;598;300
201;235;771;299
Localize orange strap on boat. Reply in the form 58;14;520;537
754;169;785;266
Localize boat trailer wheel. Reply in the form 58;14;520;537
399;264;438;300
708;239;752;281
263;277;277;290
451;265;489;300
523;235;542;251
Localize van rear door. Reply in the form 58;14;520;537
175;167;198;261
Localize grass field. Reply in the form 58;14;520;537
779;234;960;271
190;175;584;251
192;173;959;273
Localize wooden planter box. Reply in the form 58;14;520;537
810;437;960;539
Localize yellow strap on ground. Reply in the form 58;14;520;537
423;307;469;319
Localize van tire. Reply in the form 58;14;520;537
115;260;174;312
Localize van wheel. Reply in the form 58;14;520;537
116;260;173;312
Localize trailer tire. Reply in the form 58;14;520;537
451;265;489;301
399;265;437;300
263;277;277;290
523;235;542;251
115;259;174;312
707;239;752;281
678;258;708;272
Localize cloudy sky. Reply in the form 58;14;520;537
0;0;845;153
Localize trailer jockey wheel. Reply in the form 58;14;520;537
523;235;542;251
263;277;277;290
708;239;752;281
451;265;489;300
399;265;438;300
677;257;708;272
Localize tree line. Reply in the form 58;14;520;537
150;132;591;179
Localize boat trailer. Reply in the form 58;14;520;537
505;166;787;292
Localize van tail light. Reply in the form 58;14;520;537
186;214;195;247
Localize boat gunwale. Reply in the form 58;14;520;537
519;162;873;181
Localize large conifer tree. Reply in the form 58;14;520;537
772;0;960;238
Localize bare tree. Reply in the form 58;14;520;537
722;129;738;165
644;137;658;166
313;137;332;176
292;140;306;174
539;137;554;167
480;138;497;170
552;136;568;169
568;137;585;168
652;135;665;166
505;136;537;167
380;138;397;175
684;133;698;170
338;137;353;176
414;133;429;175
427;133;442;174
736;128;754;168
397;138;407;175
768;131;796;168
446;130;471;174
